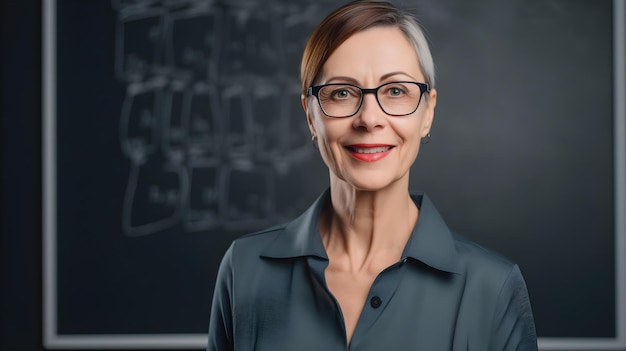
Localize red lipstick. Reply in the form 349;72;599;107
345;144;393;162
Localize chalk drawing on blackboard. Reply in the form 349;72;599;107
221;164;276;230
160;79;187;164
122;159;188;236
184;160;221;232
119;79;165;163
165;6;219;80
186;82;221;161
116;0;321;237
222;83;252;158
115;8;165;82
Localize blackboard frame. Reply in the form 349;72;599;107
42;0;626;349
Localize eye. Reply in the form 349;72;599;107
318;85;361;104
329;86;360;100
332;89;351;99
384;85;407;97
391;87;403;96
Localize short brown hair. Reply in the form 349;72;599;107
300;0;435;96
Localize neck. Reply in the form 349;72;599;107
320;174;418;268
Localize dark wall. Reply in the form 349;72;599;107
1;0;43;350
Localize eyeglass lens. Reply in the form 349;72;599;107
317;82;423;117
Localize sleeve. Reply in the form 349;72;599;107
207;244;235;351
489;264;538;351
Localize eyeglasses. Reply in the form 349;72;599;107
307;81;429;118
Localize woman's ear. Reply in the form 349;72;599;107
302;94;316;136
421;88;437;136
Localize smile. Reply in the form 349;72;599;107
350;146;392;154
345;144;394;162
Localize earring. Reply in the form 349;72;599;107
421;133;431;145
311;134;319;150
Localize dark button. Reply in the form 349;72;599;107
370;296;382;308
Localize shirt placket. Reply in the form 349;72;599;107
349;259;406;350
307;256;407;350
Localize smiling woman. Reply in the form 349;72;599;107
303;24;434;193
207;1;538;350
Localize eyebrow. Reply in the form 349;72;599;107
381;71;417;81
325;71;418;85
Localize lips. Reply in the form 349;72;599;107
345;144;394;162
350;146;392;154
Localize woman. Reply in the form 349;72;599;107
208;1;538;350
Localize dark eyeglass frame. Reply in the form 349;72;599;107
307;81;430;118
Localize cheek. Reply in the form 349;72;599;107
317;124;344;161
316;128;345;178
392;120;423;163
407;107;433;138
309;107;326;134
392;118;422;142
311;115;351;171
311;111;340;144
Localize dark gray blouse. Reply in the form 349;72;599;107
207;190;538;351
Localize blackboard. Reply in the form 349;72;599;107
43;0;626;349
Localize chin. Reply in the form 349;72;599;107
341;172;405;192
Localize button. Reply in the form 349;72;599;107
370;296;382;308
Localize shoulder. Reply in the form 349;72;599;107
450;232;534;320
451;231;520;287
452;231;515;269
215;224;290;286
228;223;287;258
449;232;538;348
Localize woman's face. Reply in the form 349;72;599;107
303;26;437;191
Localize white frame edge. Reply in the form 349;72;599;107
42;0;626;349
615;0;626;347
43;0;57;348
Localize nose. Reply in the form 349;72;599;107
353;93;385;130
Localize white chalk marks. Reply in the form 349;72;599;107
114;0;324;236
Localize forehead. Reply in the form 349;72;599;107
320;26;424;83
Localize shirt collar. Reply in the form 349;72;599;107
403;193;462;274
260;189;461;274
260;190;330;260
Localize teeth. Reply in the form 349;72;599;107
352;146;391;154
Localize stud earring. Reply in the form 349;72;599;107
311;134;319;150
421;133;431;145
